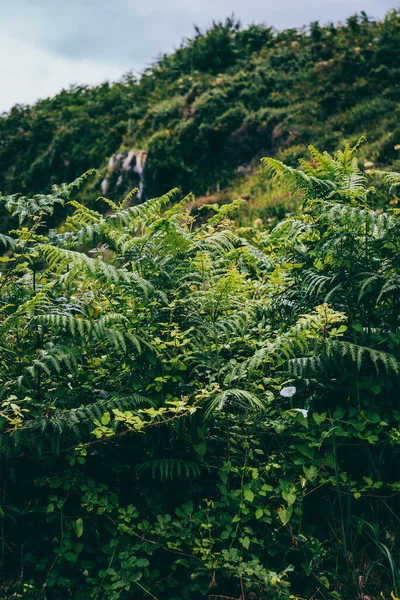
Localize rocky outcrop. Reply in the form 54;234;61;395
100;149;147;204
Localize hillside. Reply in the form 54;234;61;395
3;8;400;599
1;10;400;232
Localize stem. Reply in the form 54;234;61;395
95;540;118;600
332;428;347;559
0;474;6;572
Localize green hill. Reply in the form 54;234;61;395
1;10;400;231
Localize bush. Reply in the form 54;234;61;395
1;145;400;598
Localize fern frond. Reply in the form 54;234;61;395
326;340;400;375
271;217;314;242
51;169;98;199
376;278;400;303
204;388;267;419
38;245;152;294
262;157;336;201
303;271;337;298
23;344;78;382
341;157;367;193
0;233;16;250
2;193;64;223
1;291;51;331
193;230;237;253
319;202;394;236
373;169;400;192
110;188;180;228
304;146;339;178
135;458;201;480
35;393;153;440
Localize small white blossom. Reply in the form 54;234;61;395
294;408;308;418
280;386;296;398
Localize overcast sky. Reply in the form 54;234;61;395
0;0;395;113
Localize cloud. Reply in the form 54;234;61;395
0;0;393;63
0;0;394;112
0;32;123;113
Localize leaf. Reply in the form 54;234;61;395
363;410;380;423
64;552;77;563
101;412;111;426
136;558;149;568
182;502;193;515
319;576;330;589
295;444;314;459
312;411;327;425
73;518;84;538
244;489;254;503
282;490;296;506
303;465;318;482
193;441;206;457
239;536;250;550
278;506;293;525
255;508;264;519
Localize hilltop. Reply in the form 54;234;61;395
1;10;400;231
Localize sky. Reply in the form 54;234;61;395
0;0;395;113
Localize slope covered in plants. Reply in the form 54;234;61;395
1;144;400;599
1;10;400;232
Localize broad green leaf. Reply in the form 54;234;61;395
73;518;84;538
312;412;327;425
278;506;293;525
244;489;254;503
295;444;314;459
239;536;250;550
319;576;330;589
101;412;111;426
282;490;296;506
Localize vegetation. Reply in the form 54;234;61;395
1;143;400;599
1;10;400;233
2;7;400;599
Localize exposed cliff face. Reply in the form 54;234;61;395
100;149;148;204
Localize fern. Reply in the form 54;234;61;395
35;393;153;441
38;244;152;294
23;344;78;382
326;340;400;375
288;340;400;377
110;188;180;228
135;458;201;480
1;192;64;224
50;169;98;199
319;202;395;235
373;169;400;192
204;388;268;419
262;157;336;202
0;233;16;250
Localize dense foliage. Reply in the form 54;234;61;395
1;10;400;233
1;144;400;599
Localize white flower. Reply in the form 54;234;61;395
294;408;308;418
280;386;296;398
